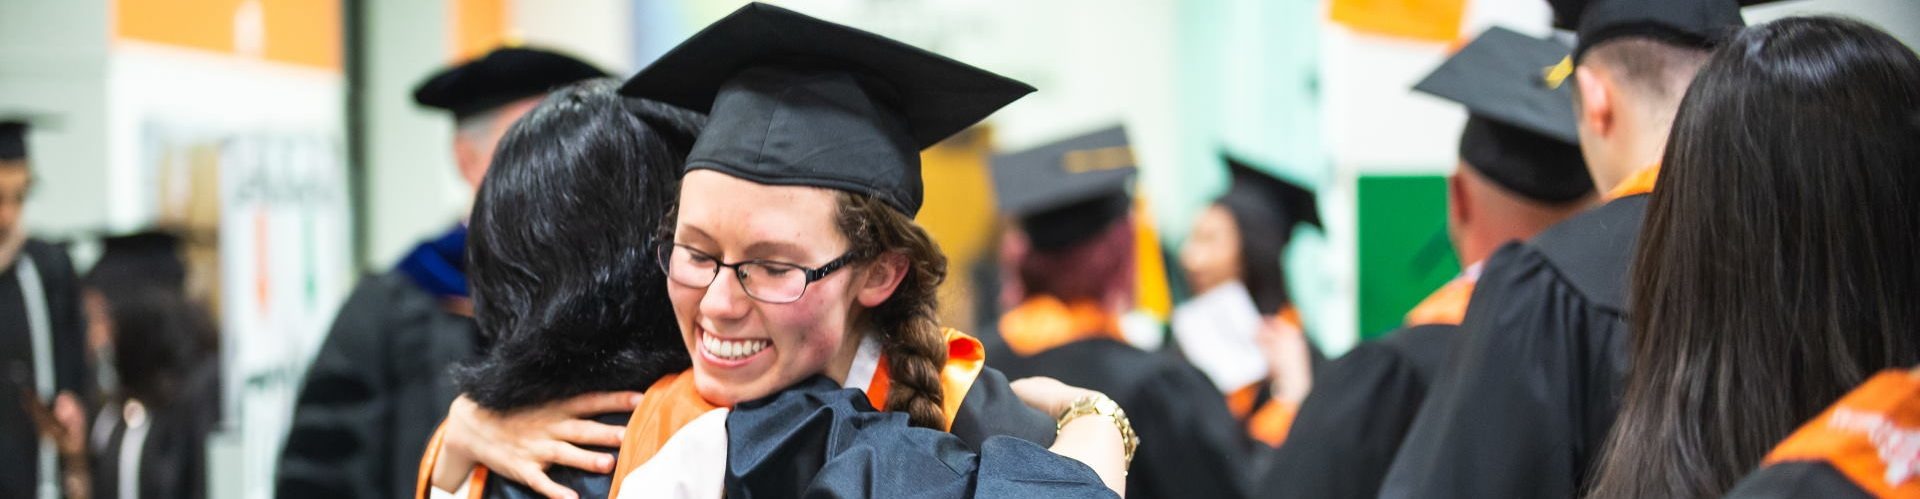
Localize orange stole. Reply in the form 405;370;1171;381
607;330;990;495
1242;307;1305;447
1763;369;1920;498
1402;273;1478;327
863;328;987;432
414;424;490;499
1607;164;1660;200
606;372;721;498
998;296;1126;357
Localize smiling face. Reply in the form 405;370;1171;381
668;170;873;406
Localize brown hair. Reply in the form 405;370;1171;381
835;192;950;430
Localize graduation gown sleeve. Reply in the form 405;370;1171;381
1378;195;1646;499
950;365;1057;448
724;376;1115;499
1258;324;1455;499
278;272;479;499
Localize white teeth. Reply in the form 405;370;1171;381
702;332;769;360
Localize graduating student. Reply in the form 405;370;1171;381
1258;26;1597;499
426;4;1132;497
0;117;92;499
1171;153;1323;448
83;232;222;499
1377;0;1756;497
1583;17;1920;498
987;126;1250;499
277;47;606;499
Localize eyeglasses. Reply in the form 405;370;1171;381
657;243;859;304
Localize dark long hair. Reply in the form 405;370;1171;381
456;79;704;411
1588;17;1920;498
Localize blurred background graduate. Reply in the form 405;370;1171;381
84;231;221;499
1258;25;1593;499
1172;153;1325;448
985;126;1253;499
277;47;605;499
0;116;93;499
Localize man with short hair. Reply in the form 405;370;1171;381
1376;0;1749;497
1257;27;1597;498
276;47;604;499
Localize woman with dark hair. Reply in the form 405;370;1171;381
1584;16;1920;499
419;78;703;498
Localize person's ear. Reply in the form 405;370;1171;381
1447;169;1471;229
1575;66;1615;139
855;251;910;307
453;136;487;191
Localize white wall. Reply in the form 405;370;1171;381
0;1;111;237
1747;0;1920;45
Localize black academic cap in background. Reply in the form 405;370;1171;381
1220;155;1321;233
412;47;608;120
0;121;28;162
990;126;1136;251
0;113;63;162
1415;26;1593;203
86;231;187;293
620;2;1035;217
1547;0;1758;60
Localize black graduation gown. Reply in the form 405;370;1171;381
988;338;1253;499
726;376;1116;498
1255;323;1457;498
0;239;91;499
277;271;481;499
1725;462;1873;499
1378;194;1648;499
91;357;222;499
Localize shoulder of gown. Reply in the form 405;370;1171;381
1378;195;1647;499
725;376;1116;499
951;364;1058;448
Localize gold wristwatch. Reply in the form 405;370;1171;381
1056;394;1139;468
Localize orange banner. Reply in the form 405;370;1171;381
115;0;342;71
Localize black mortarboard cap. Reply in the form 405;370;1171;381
1548;0;1763;60
0;113;61;162
86;231;187;292
620;2;1035;217
1415;26;1594;203
413;47;608;120
0;121;27;161
1220;155;1321;233
990;126;1136;251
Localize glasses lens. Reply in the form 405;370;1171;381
664;245;720;288
740;262;807;303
